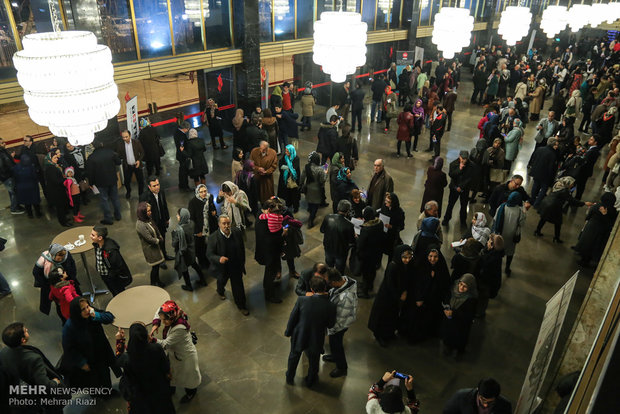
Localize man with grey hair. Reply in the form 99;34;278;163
320;200;355;273
249;140;278;203
174;120;192;191
417;200;443;244
367;159;394;210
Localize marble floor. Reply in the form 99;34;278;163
0;73;607;413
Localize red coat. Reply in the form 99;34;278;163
477;115;489;138
49;280;79;320
397;111;414;142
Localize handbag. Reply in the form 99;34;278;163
78;179;90;192
489;168;507;183
286;175;298;189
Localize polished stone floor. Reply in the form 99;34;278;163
0;74;607;413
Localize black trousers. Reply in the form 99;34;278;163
178;160;189;189
361;265;377;292
180;262;205;287
150;265;160;285
471;87;484;104
351;109;363;132
101;274;126;296
443;187;469;223
286;348;320;384
217;270;247;309
194;235;209;268
536;218;562;238
578;112;591;131
123;164;144;195
575;176;589;200
446;111;453;131
145;157;161;177
328;328;348;369
263;261;281;299
397;140;411;155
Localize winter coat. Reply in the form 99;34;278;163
138;125;163;163
85;147;121;187
152;318;201;389
136;220;165;266
486;74;499;96
115;138;144;168
493;205;526;256
44;163;70;211
262;117;279;151
448;159;474;192
356;218;385;269
278;110;300;139
188;193;218;236
300;163;327;205
350;88;365;112
367;169;394;210
328;276;358;335
574;203;618;261
397;111;414;142
285;294;337;354
530;85;545;114
0;148;15;182
13;158;41;205
184;138;208;177
514;82;528;100
421;167;448;214
301;94;315;117
95;238;132;290
254;217;283;267
172;221;197;273
320;213;355;258
277;155;301;206
49;280;79;320
530;145;559;185
317;123;338;159
479;248;504;298
441;290;476;352
382;92;398;119
33;252;79;315
0;345;63;391
206;228;246;277
538;188;583;225
504;126;523;161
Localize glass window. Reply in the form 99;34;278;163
419;0;431;25
62;0;137;62
297;0;313;38
273;0;294;41
317;0;335;17
133;0;172;58
343;0;360;13
259;0;272;42
204;0;232;49
0;1;18;79
362;0;376;30
170;0;203;54
205;67;234;127
10;0;60;39
430;0;441;25
376;0;390;30
391;0;401;28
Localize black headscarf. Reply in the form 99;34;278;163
68;297;88;327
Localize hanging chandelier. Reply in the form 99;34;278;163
589;3;609;27
273;0;290;20
497;6;531;46
606;2;620;24
431;7;474;59
12;1;119;146
313;10;367;83
567;4;592;33
540;5;568;39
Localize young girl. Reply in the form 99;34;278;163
232;147;244;181
48;266;79;324
64;167;84;223
259;198;284;233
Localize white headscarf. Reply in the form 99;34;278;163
471;212;491;244
221;181;250;229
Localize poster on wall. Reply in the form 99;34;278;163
515;271;579;414
415;47;424;66
126;96;139;139
396;51;414;83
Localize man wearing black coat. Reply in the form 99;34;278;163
488;174;532;216
137;119;163;176
255;212;284;303
285;276;337;387
442;151;475;226
471;63;487;105
0;138;24;214
575;135;601;200
320;200;355;274
529;138;560;208
0;322;64;413
350;82;365;133
443;378;512;414
371;75;387;122
207;215;249;315
90;225;132;296
244;116;268;152
139;177;173;261
317;117;339;164
85;141;122;225
295;262;328;296
173;121;191;191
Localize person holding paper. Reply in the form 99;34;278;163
377;192;405;260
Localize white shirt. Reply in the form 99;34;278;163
124;140;136;165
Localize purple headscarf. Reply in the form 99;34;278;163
433;156;444;171
412;99;425;117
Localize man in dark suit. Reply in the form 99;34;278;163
139;176;173;262
115;129;145;199
443;377;512;414
174;121;191;191
0;322;64;413
206;215;249;315
85;141;122;225
575;134;601;200
285;276;337;387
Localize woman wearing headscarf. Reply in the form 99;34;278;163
477;234;505;318
136;202;165;287
329;152;345;213
356;206;385;298
563;89;582;128
300;151;327;228
261;108;279;151
150;300;201;403
232;108;248;151
574;192;618;266
441;273;478;357
235;159;258;218
231;147;244;181
173;208;206;291
396;103;414;157
504;119;524;172
450;238;483;283
44;150;72;226
187;184;217;269
183;128;208;186
424;84;438;128
33;243;80;316
334;167;358;212
378;192;405;260
115;323;175;413
411;216;441;259
203;98;227;149
217;181;251;233
403;246;450;343
493;191;527;276
485;69;499;104
336;124;359;171
13;152;42;218
382;85;398;133
368;245;414;347
277;144;301;212
529;79;546;121
411;98;425;152
62;297;119;388
420;157;448;215
462;212;492;245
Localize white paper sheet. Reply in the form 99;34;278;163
379;213;390;233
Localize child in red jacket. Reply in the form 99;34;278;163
48;267;79;324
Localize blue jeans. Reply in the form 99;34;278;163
2;177;18;211
370;100;382;122
98;185;121;222
325;250;347;274
531;179;549;208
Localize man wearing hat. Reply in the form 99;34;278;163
442;151;474;226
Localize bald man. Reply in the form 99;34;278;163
367;159;394;210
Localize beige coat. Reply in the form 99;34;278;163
136;220;164;266
153;317;201;389
530;85;545;115
301;94;315;117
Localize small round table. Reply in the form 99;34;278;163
105;286;170;328
52;225;107;302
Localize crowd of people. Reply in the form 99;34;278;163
2;35;620;414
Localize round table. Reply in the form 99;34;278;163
106;286;170;328
52;225;107;301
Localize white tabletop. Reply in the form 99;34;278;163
105;286;170;328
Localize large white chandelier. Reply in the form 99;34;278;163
567;4;592;33
431;7;473;59
313;11;367;83
589;3;609;27
498;6;532;46
540;5;568;38
12;2;119;146
606;2;620;24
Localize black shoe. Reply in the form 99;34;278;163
286;376;294;385
115;215;122;221
239;308;250;316
303;377;317;388
156;281;165;288
320;202;329;208
441;220;449;226
164;255;175;261
61;222;73;227
100;219;113;225
322;354;335;362
505;268;512;277
329;368;347;378
553;237;564;244
179;393;196;404
407;154;413;158
534;231;543;237
266;296;283;304
218;292;226;300
198;278;207;287
181;285;193;292
10;207;26;215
